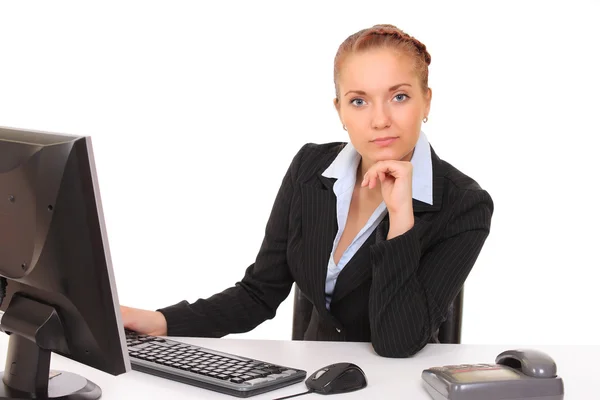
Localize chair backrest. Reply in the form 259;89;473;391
291;285;313;341
436;288;463;344
291;284;464;344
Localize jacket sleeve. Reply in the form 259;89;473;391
368;188;493;357
157;145;307;337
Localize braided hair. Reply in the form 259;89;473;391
333;24;431;99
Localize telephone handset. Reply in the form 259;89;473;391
421;349;564;400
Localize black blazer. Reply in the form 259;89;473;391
158;142;494;357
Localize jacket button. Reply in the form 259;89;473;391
336;328;341;333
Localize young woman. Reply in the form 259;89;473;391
121;24;494;358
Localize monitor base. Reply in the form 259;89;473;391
0;370;101;399
0;295;102;399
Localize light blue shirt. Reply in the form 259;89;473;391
321;131;434;309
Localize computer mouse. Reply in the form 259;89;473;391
305;362;367;395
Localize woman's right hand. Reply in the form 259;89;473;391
120;305;168;336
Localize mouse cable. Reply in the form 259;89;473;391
272;389;314;400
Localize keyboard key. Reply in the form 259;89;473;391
246;377;276;386
129;342;153;350
281;369;298;375
268;372;293;379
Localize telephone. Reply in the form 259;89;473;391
421;349;564;400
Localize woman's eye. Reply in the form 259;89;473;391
394;94;408;102
350;98;365;106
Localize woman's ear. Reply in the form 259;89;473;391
333;97;343;124
424;88;432;117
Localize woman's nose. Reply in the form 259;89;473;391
371;103;391;130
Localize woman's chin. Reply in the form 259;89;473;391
368;146;411;162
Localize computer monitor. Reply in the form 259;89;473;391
0;126;130;399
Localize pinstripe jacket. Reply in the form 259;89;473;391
158;142;494;358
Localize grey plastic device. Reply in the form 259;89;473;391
421;349;564;400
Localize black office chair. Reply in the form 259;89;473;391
291;284;464;344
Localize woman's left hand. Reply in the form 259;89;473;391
361;160;414;237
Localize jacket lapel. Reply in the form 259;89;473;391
329;226;378;304
329;146;447;305
299;173;338;313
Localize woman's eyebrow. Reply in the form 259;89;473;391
344;83;412;96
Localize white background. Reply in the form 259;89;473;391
1;1;599;346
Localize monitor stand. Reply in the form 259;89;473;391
0;294;101;399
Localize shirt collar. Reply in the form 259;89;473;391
322;131;433;205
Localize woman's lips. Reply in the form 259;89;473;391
371;136;398;147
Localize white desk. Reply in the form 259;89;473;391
0;334;596;399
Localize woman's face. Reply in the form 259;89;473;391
335;48;432;169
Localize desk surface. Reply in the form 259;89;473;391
0;334;596;399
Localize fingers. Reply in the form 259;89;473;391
360;171;378;188
361;160;412;188
360;169;384;188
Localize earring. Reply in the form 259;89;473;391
343;125;347;131
423;117;428;123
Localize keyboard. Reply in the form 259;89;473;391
125;330;307;398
